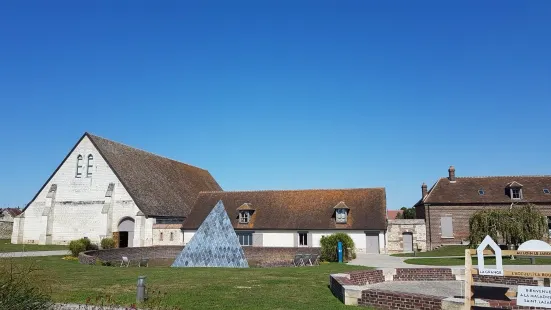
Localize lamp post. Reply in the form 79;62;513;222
136;276;147;303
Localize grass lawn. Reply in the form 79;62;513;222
404;256;551;266
0;256;370;309
391;245;468;257
0;239;68;252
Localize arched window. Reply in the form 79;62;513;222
170;232;174;241
160;232;163;241
86;155;94;177
76;155;83;177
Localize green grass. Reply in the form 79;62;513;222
0;239;68;252
404;256;551;266
0;256;370;309
391;245;468;257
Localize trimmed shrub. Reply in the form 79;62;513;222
68;238;99;257
320;233;356;262
101;238;116;249
69;240;86;257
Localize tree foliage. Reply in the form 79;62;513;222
469;204;548;248
396;207;416;219
320;232;356;262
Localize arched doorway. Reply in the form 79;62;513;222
118;217;135;248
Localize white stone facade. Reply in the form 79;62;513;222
385;219;427;254
183;229;387;253
11;136;152;247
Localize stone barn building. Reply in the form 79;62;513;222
11;133;221;247
0;208;22;239
414;166;551;250
12;132;428;253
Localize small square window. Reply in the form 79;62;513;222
478;189;485;195
237;232;252;246
511;188;521;199
544;189;550;194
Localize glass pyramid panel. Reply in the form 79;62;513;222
172;200;249;268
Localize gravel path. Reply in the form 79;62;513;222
0;250;70;257
365;280;463;297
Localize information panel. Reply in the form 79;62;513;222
518;286;551;308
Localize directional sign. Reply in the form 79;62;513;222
471;285;511;301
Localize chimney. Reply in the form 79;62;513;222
448;165;456;182
421;182;428;199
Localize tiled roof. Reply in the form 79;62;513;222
182;188;387;230
2;208;22;217
88;133;222;217
387;210;403;219
422;176;551;204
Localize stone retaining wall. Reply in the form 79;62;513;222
79;246;321;267
359;289;444;310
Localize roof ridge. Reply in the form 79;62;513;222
86;132;210;172
199;187;385;194
450;175;551;179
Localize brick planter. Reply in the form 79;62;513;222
359;289;444;310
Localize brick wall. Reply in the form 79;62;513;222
424;204;551;249
487;300;550;309
393;268;455;281
348;270;385;285
79;246;321;267
329;275;354;302
358;289;444;310
473;274;538;286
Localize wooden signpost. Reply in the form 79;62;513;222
464;236;551;310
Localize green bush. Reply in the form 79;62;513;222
68;238;99;257
320;233;356;262
101;238;116;249
0;261;53;310
68;240;86;257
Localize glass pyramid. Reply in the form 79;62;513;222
172;200;249;268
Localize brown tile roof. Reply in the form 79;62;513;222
2;208;22;217
387;210;403;219
422;176;551;204
182;188;387;230
87;133;222;217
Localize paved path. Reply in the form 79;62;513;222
349;253;551;271
0;250;70;257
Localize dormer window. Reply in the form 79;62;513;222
544;189;550;194
239;211;250;224
511;188;522;199
478;189;485;195
237;203;255;224
333;201;350;224
336;208;348;223
506;181;523;200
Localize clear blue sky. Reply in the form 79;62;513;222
1;1;550;210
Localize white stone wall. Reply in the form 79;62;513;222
152;229;183;245
181;229;385;253
386;219;427;254
183;231;195;245
261;231;295;247
12;136;141;245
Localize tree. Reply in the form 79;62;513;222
396;207;416;219
469;203;548;248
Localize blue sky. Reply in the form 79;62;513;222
1;1;550;210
